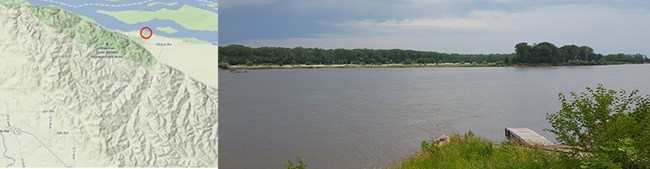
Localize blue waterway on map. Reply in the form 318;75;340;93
0;134;15;167
26;0;218;43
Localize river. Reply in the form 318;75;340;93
219;64;650;169
25;0;218;43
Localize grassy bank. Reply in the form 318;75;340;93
393;133;578;169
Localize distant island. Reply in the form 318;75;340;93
218;42;648;70
512;42;647;65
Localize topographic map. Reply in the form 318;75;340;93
0;0;217;167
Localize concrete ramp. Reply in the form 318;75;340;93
505;128;555;146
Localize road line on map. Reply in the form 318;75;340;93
21;131;71;168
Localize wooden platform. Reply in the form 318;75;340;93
505;128;555;146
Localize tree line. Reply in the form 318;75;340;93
513;42;648;64
218;43;648;67
219;45;514;66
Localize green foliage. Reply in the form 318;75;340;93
284;155;307;169
604;53;648;63
579;154;622;169
219;45;514;66
404;59;415;65
421;140;441;157
218;61;230;69
396;132;577;169
513;42;646;65
546;84;650;169
220;43;647;66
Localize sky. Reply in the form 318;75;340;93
220;0;650;54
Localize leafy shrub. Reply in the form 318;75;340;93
546;84;650;169
421;140;441;157
284;155;307;169
218;61;230;69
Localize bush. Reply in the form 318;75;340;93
218;61;230;69
284;155;307;169
546;84;650;168
421;140;441;157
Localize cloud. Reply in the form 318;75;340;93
339;18;496;30
219;0;277;9
329;10;516;32
240;34;520;54
235;3;650;54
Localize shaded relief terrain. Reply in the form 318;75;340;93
0;4;217;167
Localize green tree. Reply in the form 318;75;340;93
579;46;594;61
560;44;580;61
546;84;650;169
514;42;532;63
532;42;558;63
284;155;307;169
218;44;641;66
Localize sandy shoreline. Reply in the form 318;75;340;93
224;62;648;70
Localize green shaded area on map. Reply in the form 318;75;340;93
147;1;177;7
28;6;157;67
156;26;177;34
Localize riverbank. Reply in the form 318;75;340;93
223;62;646;70
227;62;502;70
392;133;577;169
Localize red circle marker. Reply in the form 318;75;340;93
140;26;153;40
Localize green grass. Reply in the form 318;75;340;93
393;133;579;169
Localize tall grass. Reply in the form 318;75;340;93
394;132;578;169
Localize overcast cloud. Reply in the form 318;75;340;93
220;0;650;54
